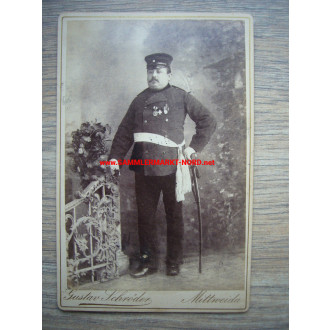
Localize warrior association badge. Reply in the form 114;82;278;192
153;104;170;117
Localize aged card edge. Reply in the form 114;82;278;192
55;12;254;313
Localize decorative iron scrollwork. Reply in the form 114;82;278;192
65;176;121;287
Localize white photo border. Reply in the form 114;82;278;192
56;12;254;313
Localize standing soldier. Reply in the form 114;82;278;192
109;53;216;277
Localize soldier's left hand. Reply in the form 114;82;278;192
184;147;197;160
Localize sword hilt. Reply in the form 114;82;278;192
191;153;201;179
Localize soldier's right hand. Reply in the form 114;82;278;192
109;159;120;176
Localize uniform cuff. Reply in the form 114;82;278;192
189;142;201;153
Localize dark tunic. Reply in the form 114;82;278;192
109;84;216;176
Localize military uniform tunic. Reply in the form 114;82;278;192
109;84;216;174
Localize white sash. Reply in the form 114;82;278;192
133;132;191;202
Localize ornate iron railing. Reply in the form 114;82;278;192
65;176;121;287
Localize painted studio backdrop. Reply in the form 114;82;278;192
63;18;247;289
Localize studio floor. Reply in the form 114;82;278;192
79;251;246;291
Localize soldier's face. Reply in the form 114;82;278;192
147;67;171;90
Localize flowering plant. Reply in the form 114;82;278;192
69;121;112;188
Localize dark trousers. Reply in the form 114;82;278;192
135;172;183;267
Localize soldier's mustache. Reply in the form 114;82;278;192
149;78;159;82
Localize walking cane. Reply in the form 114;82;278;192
190;156;202;273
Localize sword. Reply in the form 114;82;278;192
190;155;202;273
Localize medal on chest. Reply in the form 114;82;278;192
152;103;169;117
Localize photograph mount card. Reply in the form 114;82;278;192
57;12;254;312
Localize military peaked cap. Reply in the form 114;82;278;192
145;53;173;69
